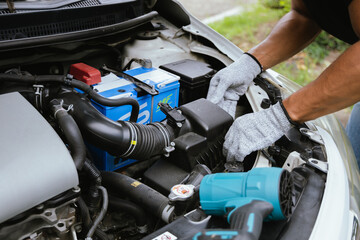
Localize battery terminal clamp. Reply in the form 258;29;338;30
158;102;185;129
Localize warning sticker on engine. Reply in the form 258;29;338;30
131;181;142;187
152;231;178;240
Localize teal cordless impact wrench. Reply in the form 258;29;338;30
194;167;293;240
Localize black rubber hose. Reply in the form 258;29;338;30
0;74;139;122
87;186;109;239
77;197;92;232
70;80;139;122
83;158;102;185
58;91;175;159
0;74;64;83
50;99;86;170
108;195;148;228
77;197;110;240
101;171;174;223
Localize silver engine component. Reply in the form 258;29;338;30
0;198;77;240
0;92;79;224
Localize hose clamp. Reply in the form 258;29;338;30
121;122;137;158
151;122;175;157
64;74;73;86
53;100;74;119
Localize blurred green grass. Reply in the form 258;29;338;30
209;5;283;44
209;3;349;86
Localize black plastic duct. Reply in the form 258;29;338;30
57;91;175;160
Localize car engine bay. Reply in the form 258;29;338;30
0;1;329;240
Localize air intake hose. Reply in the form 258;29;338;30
56;91;175;160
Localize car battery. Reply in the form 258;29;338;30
89;67;180;171
159;59;215;105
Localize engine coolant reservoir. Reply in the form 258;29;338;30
122;34;199;68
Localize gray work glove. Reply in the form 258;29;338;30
207;53;262;118
223;102;292;162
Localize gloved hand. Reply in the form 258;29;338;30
223;102;292;162
207;53;262;118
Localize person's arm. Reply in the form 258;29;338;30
249;0;321;69
222;0;360;162
206;0;321;118
283;0;360;123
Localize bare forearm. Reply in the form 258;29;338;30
249;10;321;69
283;41;360;122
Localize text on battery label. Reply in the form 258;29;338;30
94;73;132;92
135;69;179;84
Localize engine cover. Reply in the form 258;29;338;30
0;92;79;223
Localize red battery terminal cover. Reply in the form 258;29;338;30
69;63;101;85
